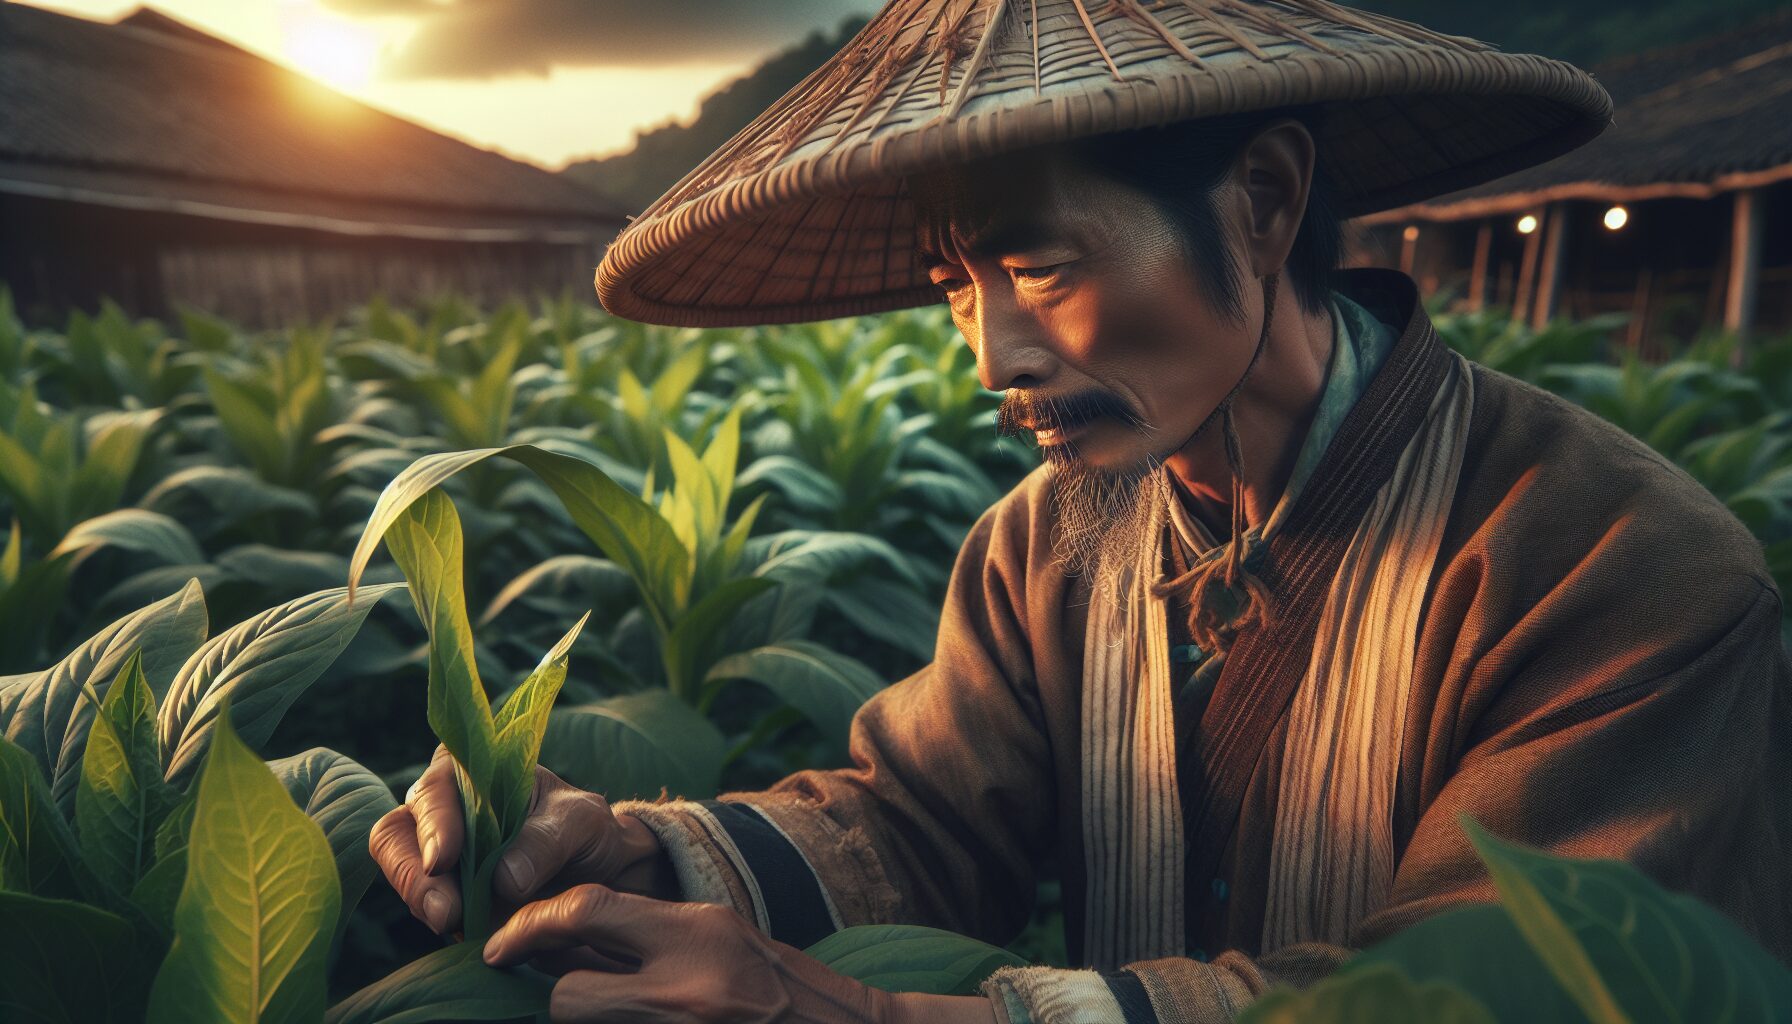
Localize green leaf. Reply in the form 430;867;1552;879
0;734;86;898
490;613;588;837
540;690;726;801
1239;964;1495;1024
76;651;179;896
2;518;19;586
52;509;205;566
0;891;150;1024
132;790;199;934
70;409;161;524
381;489;499;799
1463;815;1792;1024
145;711;340;1024
662;576;776;701
267;748;398;946
804;925;1027;996
348;445;689;636
704;641;883;756
205;369;286;481
1347;904;1586;1021
325;941;552;1024
823;577;939;661
736;454;844;514
0;551;76;674
160;584;403;786
752;530;924;588
1;579;208;814
139;465;318;532
477;554;631;627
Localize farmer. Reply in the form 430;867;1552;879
373;0;1792;1020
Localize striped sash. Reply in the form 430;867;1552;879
1080;353;1474;967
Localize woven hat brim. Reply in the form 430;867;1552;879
596;1;1612;327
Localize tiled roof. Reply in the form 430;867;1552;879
0;3;627;228
1366;9;1792;217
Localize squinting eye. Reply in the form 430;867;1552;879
1011;264;1065;282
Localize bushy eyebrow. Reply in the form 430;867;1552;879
916;217;1064;269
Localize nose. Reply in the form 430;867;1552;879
970;289;1057;392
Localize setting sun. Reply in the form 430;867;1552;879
284;16;379;91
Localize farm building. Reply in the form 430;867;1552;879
1354;10;1792;344
0;4;628;327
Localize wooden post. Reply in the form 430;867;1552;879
1467;220;1493;312
1512;214;1542;324
1531;203;1568;331
1725;187;1764;338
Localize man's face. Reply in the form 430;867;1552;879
909;147;1254;477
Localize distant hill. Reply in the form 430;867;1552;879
562;0;1779;213
561;17;866;213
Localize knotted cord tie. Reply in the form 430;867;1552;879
1150;272;1280;655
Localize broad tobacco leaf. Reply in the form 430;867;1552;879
379;489;498;800
1240;964;1495;1024
76;650;180;897
489;612;588;839
160;583;403;785
145;711;340;1024
325;941;552;1024
1463;816;1792;1024
703;640;884;757
0;579;207;815
0;733;87;898
804;925;1026;997
540;689;726;802
0;891;151;1024
349;444;688;637
268;747;398;947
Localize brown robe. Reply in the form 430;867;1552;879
622;267;1791;1017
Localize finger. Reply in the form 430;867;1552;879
492;788;611;905
369;804;463;934
408;746;463;876
484;885;659;968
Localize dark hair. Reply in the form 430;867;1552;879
1063;108;1342;322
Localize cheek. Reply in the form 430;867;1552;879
1052;268;1218;386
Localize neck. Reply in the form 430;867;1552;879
1164;281;1334;536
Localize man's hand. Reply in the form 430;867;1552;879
484;885;999;1024
370;746;677;935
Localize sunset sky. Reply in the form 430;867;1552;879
17;0;876;169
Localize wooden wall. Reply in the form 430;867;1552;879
0;193;619;327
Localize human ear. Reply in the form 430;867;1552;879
1233;118;1317;280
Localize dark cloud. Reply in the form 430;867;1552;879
326;0;877;79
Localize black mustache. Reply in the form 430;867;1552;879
997;389;1146;438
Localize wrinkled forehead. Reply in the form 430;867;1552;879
906;146;1084;261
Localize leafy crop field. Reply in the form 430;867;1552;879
2;288;1789;1020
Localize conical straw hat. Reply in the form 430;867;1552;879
595;0;1611;327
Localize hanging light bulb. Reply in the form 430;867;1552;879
1517;214;1539;235
1603;205;1629;230
1402;225;1420;242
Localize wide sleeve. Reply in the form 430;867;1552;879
977;569;1791;1024
615;480;1060;952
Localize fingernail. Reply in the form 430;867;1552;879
423;889;450;933
421;835;440;874
499;851;533;893
482;933;502;964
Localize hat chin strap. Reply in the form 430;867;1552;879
1166;271;1279;555
1151;272;1280;651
